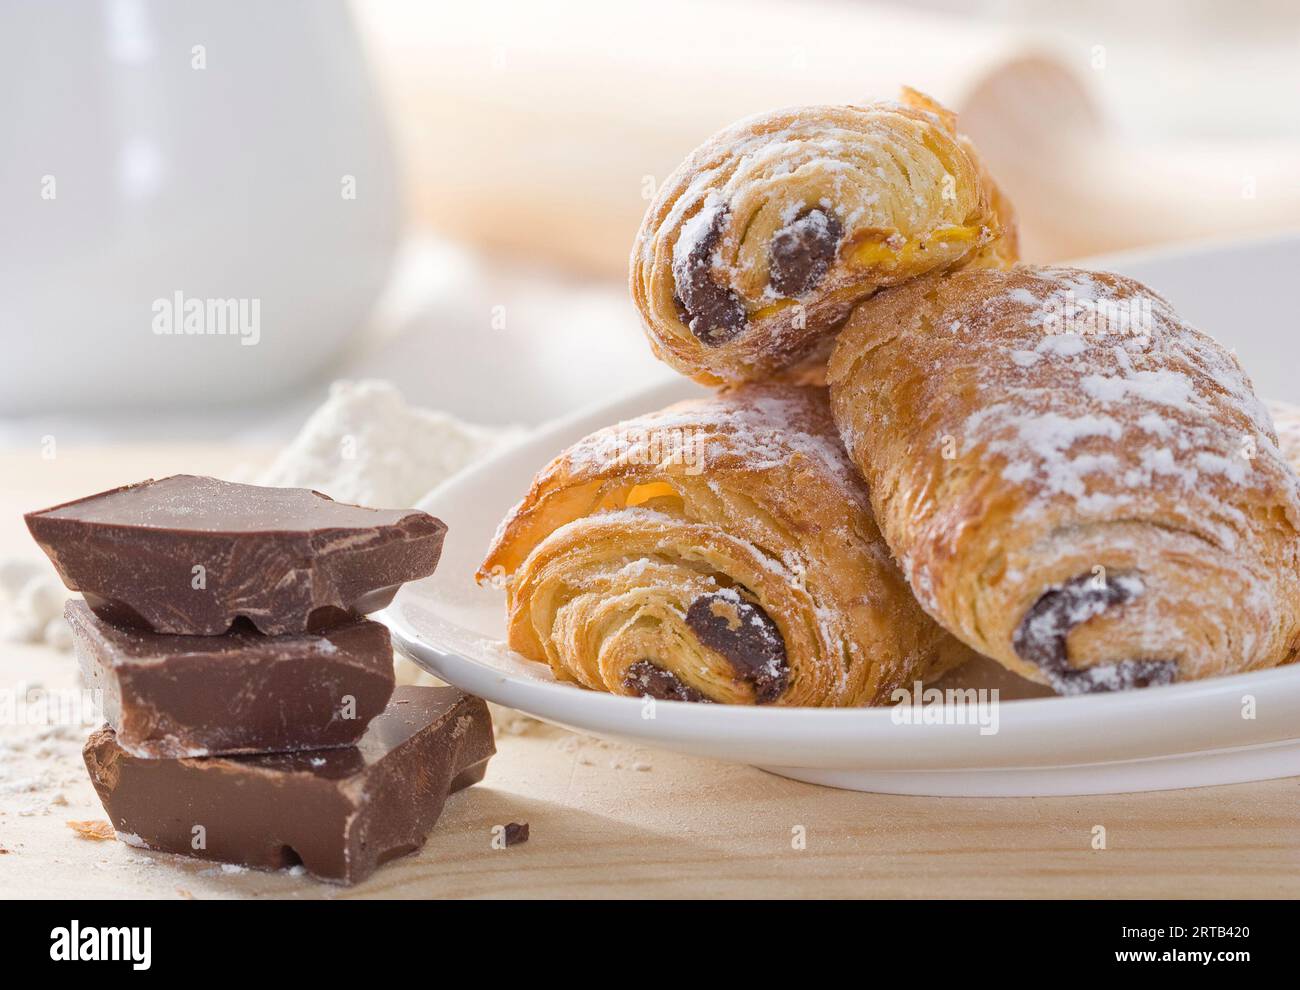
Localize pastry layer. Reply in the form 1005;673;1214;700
630;88;1016;386
828;264;1300;693
480;385;963;705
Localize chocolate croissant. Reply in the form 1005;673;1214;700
478;384;960;705
827;264;1300;694
630;88;1014;386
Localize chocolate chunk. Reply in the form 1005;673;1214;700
66;600;395;758
503;822;529;846
83;686;495;885
769;208;843;297
26;475;447;635
1011;573;1178;696
671;206;748;346
623;659;711;703
685;591;789;703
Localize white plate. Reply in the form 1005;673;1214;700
385;234;1300;796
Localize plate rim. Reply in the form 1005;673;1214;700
386;597;1300;724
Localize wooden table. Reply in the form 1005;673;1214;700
2;446;1297;899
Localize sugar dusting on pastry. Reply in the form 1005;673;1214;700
1012;572;1176;695
631;93;1011;384
564;386;868;504
952;267;1285;537
828;263;1300;690
482;383;958;705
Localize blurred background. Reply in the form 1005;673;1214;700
2;0;1299;443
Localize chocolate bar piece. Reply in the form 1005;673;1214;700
67;600;395;758
84;686;495;885
26;475;446;635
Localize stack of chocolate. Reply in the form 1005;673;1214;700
26;475;495;885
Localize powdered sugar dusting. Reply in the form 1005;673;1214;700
489;382;944;705
835;263;1300;688
954;266;1281;534
1080;369;1194;407
672;192;726;273
564;387;865;502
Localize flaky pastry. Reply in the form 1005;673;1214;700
828;265;1300;693
630;89;1014;385
479;385;961;705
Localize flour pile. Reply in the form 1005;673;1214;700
259;379;526;507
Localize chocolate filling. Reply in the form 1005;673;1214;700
671;207;747;346
685;591;790;703
769;208;843;297
623;660;711;703
1010;573;1177;696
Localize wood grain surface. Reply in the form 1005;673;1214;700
1;446;1297;899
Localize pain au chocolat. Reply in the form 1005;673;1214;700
630;88;1016;386
827;265;1300;694
480;384;967;705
